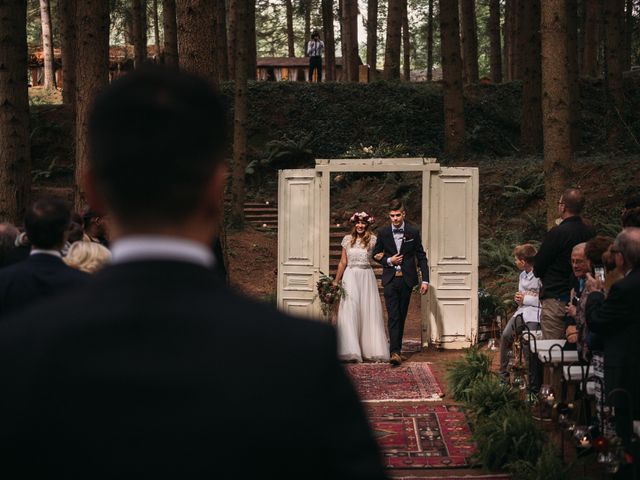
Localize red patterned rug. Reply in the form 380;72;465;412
346;362;443;402
367;404;476;469
402;339;423;354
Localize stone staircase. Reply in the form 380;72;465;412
243;200;278;230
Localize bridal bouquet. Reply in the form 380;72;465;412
316;272;346;317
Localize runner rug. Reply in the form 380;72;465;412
346;362;443;402
367;404;475;469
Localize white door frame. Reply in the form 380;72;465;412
277;158;479;349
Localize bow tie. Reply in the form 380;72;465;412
392;228;404;234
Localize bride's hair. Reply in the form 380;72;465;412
350;222;372;248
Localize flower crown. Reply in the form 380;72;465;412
349;211;375;224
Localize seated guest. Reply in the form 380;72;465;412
82;208;110;247
621;194;640;228
0;223;19;268
499;244;541;384
0;198;89;317
61;212;86;256
585;227;640;448
564;243;590;348
2;229;30;266
64;241;111;274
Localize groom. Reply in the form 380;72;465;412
373;199;430;366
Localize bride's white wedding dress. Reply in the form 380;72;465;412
336;235;390;362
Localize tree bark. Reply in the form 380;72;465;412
566;0;580;151
247;0;256;80
488;0;501;83
302;0;312;56
0;0;31;222
162;0;178;67
603;0;625;148
541;0;572;228
231;0;248;224
440;0;465;159
581;0;601;77
402;0;410;81
427;0;434;81
75;0;110;212
214;0;229;80
623;0;633;71
39;0;56;89
228;0;237;81
58;0;77;110
520;0;542;153
343;0;359;81
132;0;147;68
286;0;295;56
459;0;479;84
152;0;161;61
322;0;336;80
384;0;402;80
176;0;217;85
367;0;378;73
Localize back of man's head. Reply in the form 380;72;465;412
616;227;640;269
24;198;71;250
562;188;585;215
88;66;228;229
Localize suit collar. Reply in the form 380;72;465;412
111;235;215;268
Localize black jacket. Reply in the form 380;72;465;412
0;253;89;318
0;260;386;479
373;223;429;287
533;216;595;299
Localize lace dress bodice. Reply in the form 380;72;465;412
341;235;376;269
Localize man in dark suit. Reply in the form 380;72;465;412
0;67;386;479
0;198;89;317
372;199;429;365
585;227;640;450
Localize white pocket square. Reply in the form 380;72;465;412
404;239;414;243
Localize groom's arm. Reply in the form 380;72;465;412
414;230;430;284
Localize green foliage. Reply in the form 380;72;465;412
473;407;546;471
465;374;525;424
445;346;492;402
502;171;545;202
507;445;568;480
32;159;73;182
480;236;517;275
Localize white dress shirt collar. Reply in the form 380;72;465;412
110;235;215;268
392;222;406;233
30;248;62;258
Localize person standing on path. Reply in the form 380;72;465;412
307;30;324;82
372;199;429;366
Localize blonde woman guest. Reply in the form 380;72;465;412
64;241;111;274
334;212;389;362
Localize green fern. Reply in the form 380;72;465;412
445;346;493;402
507;445;569;480
466;375;525;424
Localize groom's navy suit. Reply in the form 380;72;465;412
373;222;429;355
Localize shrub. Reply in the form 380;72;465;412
446;346;492;402
466;374;525;424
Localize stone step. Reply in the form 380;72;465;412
245;214;278;221
244;208;278;214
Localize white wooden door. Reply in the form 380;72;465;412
277;169;321;318
427;167;479;348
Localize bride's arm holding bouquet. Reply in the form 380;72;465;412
334;246;348;285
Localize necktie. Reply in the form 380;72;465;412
392;228;404;234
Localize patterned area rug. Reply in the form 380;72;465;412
367;404;475;469
346;362;443;402
401;339;423;354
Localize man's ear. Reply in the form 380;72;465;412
84;169;107;215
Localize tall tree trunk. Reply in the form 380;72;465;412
367;0;378;74
286;0;295;56
503;0;510;80
231;0;248;224
512;0;521;79
176;1;217;85
302;0;312;56
214;0;229;81
488;0;502;83
228;0;237;80
402;0;410;81
322;0;336;80
581;0;601;76
623;0;633;71
384;0;402;80
39;0;56;89
541;0;572;228
521;0;542;153
247;0;256;80
567;0;580;150
440;0;465;159
153;0;161;61
75;0;110;212
132;0;147;68
343;0;359;81
58;0;77;111
163;0;178;67
0;0;31;222
460;0;479;84
604;0;625;148
427;0;434;81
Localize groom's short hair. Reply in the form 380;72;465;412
389;199;405;212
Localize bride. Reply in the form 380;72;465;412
334;211;390;362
